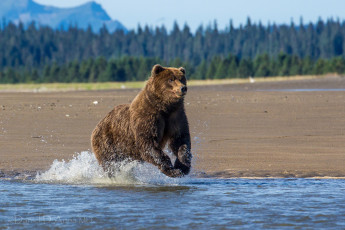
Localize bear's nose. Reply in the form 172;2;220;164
181;86;187;93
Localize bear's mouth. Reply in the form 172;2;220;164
173;91;186;98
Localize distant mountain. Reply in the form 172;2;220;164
0;0;127;32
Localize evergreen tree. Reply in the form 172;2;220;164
238;58;253;78
206;57;221;79
42;65;51;82
215;58;229;79
314;59;326;75
254;54;270;77
289;55;302;76
227;55;238;78
301;56;314;75
67;61;80;82
1;17;345;83
193;59;207;80
330;56;345;74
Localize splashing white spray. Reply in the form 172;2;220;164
35;151;190;185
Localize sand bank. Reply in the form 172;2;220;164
1;76;344;178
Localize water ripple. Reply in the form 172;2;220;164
1;155;345;229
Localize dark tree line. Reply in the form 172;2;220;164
1;18;345;68
1;54;345;83
1;17;345;83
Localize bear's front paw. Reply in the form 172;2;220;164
177;144;192;167
174;159;191;175
160;164;184;178
165;168;184;178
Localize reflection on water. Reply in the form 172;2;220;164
1;178;345;229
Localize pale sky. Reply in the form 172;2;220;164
35;0;345;31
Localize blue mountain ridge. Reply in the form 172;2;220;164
0;0;127;32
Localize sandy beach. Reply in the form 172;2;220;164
1;76;345;178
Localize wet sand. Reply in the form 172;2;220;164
1;76;345;178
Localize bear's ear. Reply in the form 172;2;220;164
152;64;165;76
179;67;185;74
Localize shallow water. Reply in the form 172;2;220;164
1;152;345;229
2;179;345;229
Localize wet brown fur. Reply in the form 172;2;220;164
91;65;191;177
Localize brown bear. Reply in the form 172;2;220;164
91;64;192;178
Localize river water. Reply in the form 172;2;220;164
1;152;345;229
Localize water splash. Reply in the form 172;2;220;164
35;151;190;185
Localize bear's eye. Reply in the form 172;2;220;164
168;78;174;83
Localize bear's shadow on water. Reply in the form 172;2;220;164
96;184;195;194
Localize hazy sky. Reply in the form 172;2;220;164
35;0;345;31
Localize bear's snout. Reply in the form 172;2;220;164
181;86;187;94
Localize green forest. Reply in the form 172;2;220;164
1;18;345;83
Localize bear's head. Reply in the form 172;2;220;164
146;65;187;104
148;64;187;103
